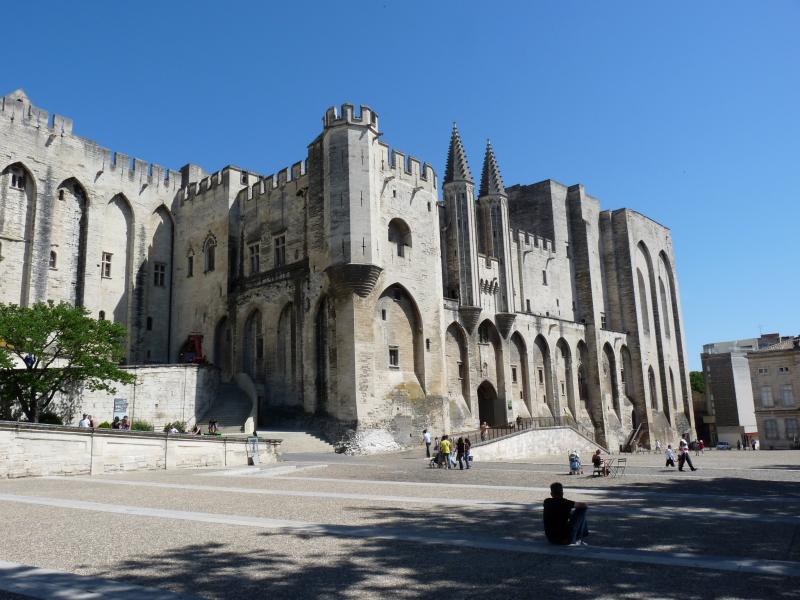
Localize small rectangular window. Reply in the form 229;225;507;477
274;235;286;267
10;171;25;190
761;386;774;407
457;361;464;380
782;384;794;407
388;346;399;368
249;243;261;275
561;381;566;395
600;313;607;329
779;366;790;373
538;368;544;385
542;270;548;286
101;252;112;278
511;366;518;384
153;262;166;287
49;251;57;269
526;299;531;313
146;316;153;331
758;368;769;375
786;418;798;440
764;419;778;440
381;309;386;321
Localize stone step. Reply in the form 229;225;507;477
255;430;335;453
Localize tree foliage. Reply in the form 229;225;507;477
0;301;135;422
689;371;705;394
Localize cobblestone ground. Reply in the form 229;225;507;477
0;449;799;599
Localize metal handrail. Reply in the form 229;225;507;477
449;416;598;451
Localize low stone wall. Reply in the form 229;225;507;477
59;364;219;429
470;427;602;462
0;422;281;478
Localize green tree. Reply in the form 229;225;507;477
0;301;135;422
689;371;705;394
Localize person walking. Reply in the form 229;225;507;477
449;436;457;468
78;414;90;428
456;437;467;470
678;436;697;472
423;429;432;458
655;440;662;454
480;421;488;442
665;444;676;468
439;436;452;469
463;437;471;469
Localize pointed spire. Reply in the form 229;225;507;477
479;140;506;198
444;123;473;185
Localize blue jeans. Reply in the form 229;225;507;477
569;506;589;544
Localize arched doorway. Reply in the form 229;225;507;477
477;380;500;426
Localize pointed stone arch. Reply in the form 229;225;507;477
602;342;620;419
1;162;37;306
377;283;425;387
99;194;134;344
477;380;501;426
273;301;298;406
509;331;531;417
659;250;691;420
387;218;412;258
445;322;470;404
213;316;233;380
532;334;554;417
556;338;576;419
314;295;335;416
143;205;174;363
51;177;89;306
242;308;264;383
648;365;659;412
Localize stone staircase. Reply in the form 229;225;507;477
197;382;253;434
255;428;335;453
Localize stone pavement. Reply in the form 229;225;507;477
0;450;799;599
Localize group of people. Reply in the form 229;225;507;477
423;429;472;470
664;435;698;472
78;413;130;430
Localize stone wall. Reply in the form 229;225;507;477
0;422;281;478
470;427;601;461
64;364;219;429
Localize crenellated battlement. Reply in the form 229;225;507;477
513;228;555;253
376;141;437;189
239;159;308;204
323;103;379;131
1;89;182;189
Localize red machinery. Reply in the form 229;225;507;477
178;334;205;364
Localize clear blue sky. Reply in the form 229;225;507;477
4;1;798;369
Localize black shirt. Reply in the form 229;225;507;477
543;497;575;544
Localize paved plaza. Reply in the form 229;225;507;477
0;450;799;599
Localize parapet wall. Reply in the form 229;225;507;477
0;422;281;478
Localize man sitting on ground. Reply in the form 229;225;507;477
543;482;589;546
